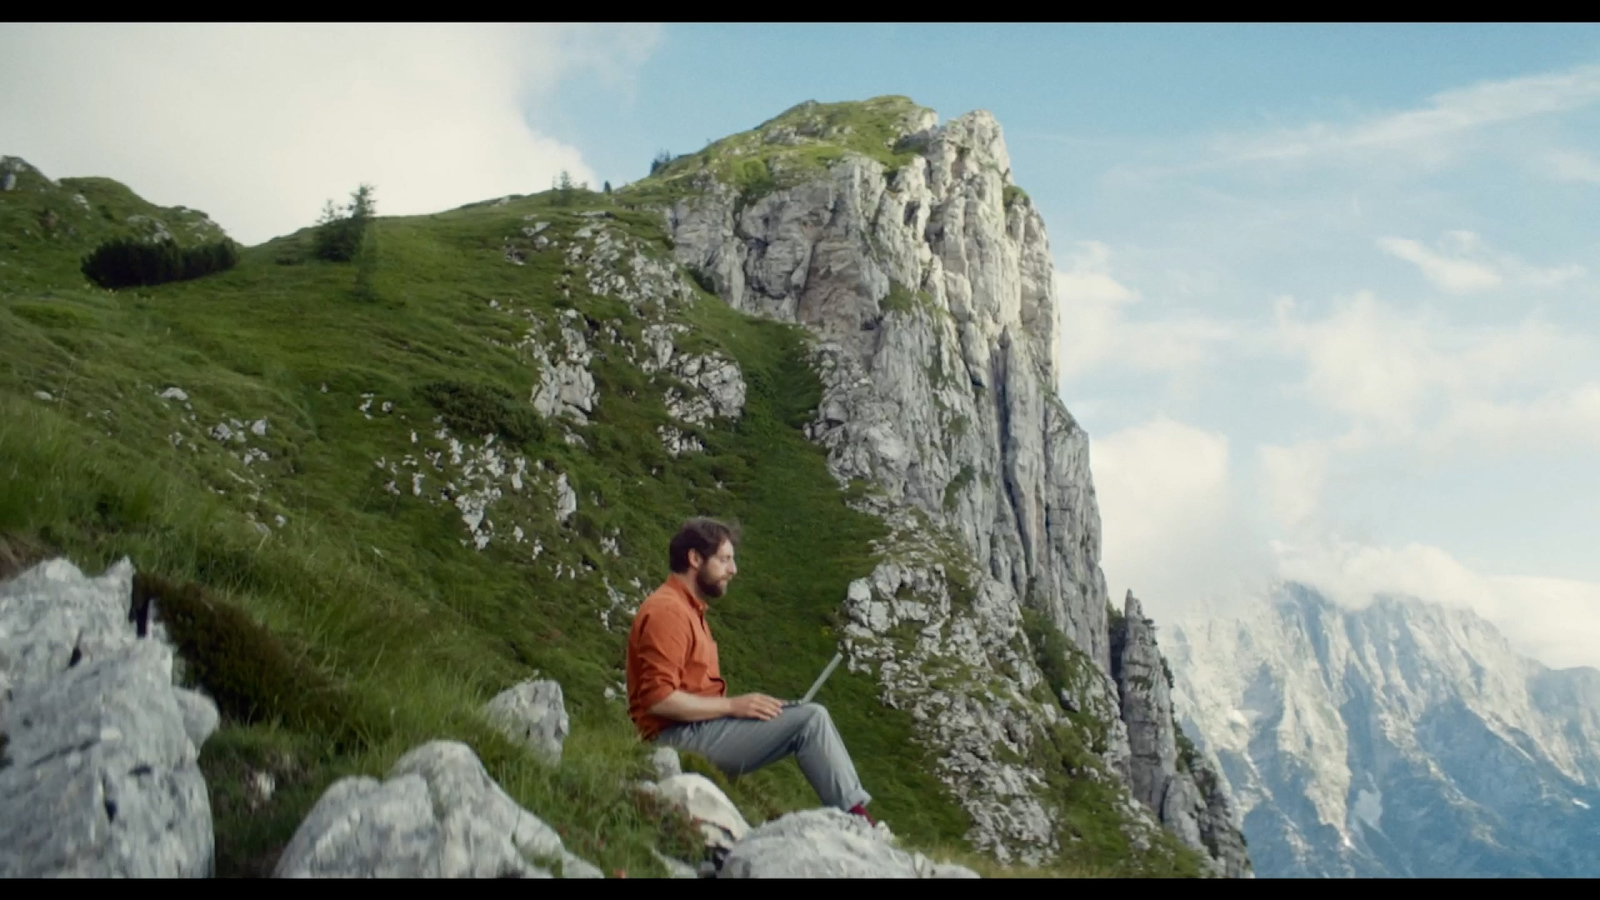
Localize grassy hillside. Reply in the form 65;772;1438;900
0;156;1051;876
0;113;1205;876
1;156;228;290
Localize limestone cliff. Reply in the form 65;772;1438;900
658;97;1249;874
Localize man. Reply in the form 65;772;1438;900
626;517;875;823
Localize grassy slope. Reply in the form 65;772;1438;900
0;103;1208;876
0;164;1019;876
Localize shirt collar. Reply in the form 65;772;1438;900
668;574;708;615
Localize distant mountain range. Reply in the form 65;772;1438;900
1166;583;1600;877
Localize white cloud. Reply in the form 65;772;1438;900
1542;148;1600;185
0;23;662;245
1425;382;1600;458
1272;291;1591;436
1274;292;1441;431
1272;536;1600;671
1054;242;1239;381
1223;63;1600;166
1091;417;1274;621
1487;576;1600;671
1107;62;1600;186
1377;231;1584;294
1054;241;1135;377
1377;234;1503;293
1258;441;1330;533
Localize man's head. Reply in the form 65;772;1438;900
669;517;739;600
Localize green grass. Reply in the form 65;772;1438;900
0;169;998;877
0;121;1205;877
614;96;932;208
0;157;227;291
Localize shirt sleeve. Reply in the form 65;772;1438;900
633;606;690;712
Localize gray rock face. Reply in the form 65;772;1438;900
1113;592;1178;813
0;557;217;877
483;679;569;765
273;740;601;878
2;171;15;191
719;808;979;878
1170;584;1600;877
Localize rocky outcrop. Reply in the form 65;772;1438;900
273;740;602;878
529;309;599;425
1111;591;1251;878
1112;592;1178;813
663;99;1247;873
483;679;569;766
0;557;219;877
719;808;979;878
838;546;1066;863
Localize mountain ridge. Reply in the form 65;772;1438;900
1167;579;1600;877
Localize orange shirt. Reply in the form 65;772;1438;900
626;575;727;740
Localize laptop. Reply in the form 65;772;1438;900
783;651;844;708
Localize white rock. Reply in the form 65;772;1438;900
719;808;978;878
272;740;600;878
482;680;569;766
0;557;216;877
654;773;749;850
554;473;577;523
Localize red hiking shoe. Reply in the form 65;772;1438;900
849;803;875;826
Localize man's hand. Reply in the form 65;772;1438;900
728;693;784;721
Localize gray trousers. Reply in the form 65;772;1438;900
654;702;872;811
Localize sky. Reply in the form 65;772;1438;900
4;23;1599;670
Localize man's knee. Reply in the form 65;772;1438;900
791;702;833;731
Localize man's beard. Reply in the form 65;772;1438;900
696;569;727;599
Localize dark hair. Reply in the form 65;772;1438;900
669;518;739;573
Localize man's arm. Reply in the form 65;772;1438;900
650;691;782;722
633;606;783;723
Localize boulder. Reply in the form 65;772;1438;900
0;557;216;877
273;740;601;878
718;808;979;878
482;679;568;765
653;773;749;850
